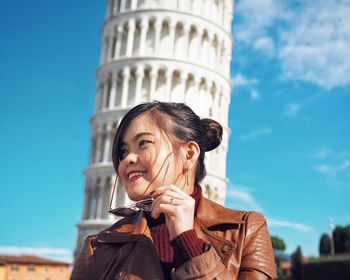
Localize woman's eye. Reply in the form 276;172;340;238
139;140;151;147
119;148;128;159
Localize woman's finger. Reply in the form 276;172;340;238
152;185;189;200
151;194;178;218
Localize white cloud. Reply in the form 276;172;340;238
226;185;263;212
314;159;350;176
0;246;73;263
268;219;313;233
283;103;300;117
311;148;350;185
239;127;272;141
279;0;350;89
235;0;350;89
232;73;258;87
253;36;275;55
235;0;289;44
311;147;332;159
250;90;260;100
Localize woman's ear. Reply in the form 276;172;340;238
183;141;200;171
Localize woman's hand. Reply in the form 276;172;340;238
151;185;195;240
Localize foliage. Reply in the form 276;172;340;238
291;246;302;280
271;236;286;279
301;256;350;280
333;225;350;253
271;235;286;251
319;233;331;256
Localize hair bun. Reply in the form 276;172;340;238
200;118;223;152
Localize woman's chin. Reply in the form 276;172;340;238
126;191;148;202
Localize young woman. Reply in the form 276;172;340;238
71;102;277;280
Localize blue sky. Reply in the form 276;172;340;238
1;0;349;263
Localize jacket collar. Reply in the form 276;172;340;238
195;195;244;228
97;211;153;243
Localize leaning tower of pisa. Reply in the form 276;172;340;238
76;0;234;253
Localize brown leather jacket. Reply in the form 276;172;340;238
71;195;277;280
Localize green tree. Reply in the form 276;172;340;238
271;236;286;279
343;225;350;252
333;226;343;253
319;233;331;256
291;246;302;280
271;235;286;251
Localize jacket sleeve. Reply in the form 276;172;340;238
238;211;277;279
171;243;227;280
70;236;96;280
171;211;277;280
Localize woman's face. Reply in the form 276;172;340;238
117;113;184;201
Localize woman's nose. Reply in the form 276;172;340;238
125;152;138;165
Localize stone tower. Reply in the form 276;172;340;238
76;0;234;253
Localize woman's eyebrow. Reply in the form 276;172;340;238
131;132;154;142
120;132;155;146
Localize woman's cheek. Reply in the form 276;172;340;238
142;149;155;167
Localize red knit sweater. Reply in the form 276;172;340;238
145;185;205;277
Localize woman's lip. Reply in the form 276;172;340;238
126;170;146;178
128;175;143;182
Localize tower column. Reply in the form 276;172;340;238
207;32;213;67
139;19;149;56
114;26;123;59
108;31;115;62
100;37;107;65
121;67;130;107
120;0;126;12
216;39;221;69
178;72;187;102
165;69;173;100
218;0;224;26
149;67;158;101
168;20;176;56
89;136;95;164
106;0;112;19
103;125;112;162
135;65;145;104
154;19;162;54
94;132;103;163
88;186;97;219
82;187;91;220
95;85;102;112
101;78;109;110
109;72;118;108
213;85;220;119
126;19;136;57
96;182;105;219
112;0;118;15
183;24;191;59
131;0;137;10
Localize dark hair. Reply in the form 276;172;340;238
112;102;223;185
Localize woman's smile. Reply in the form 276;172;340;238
127;170;147;182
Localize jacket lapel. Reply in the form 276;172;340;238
97;211;153;244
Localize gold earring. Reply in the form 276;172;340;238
186;170;189;187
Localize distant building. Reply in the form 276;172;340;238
76;0;234;255
0;255;70;280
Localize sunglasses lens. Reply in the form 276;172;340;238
135;198;153;211
109;207;137;217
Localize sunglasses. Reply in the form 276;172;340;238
108;153;171;217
